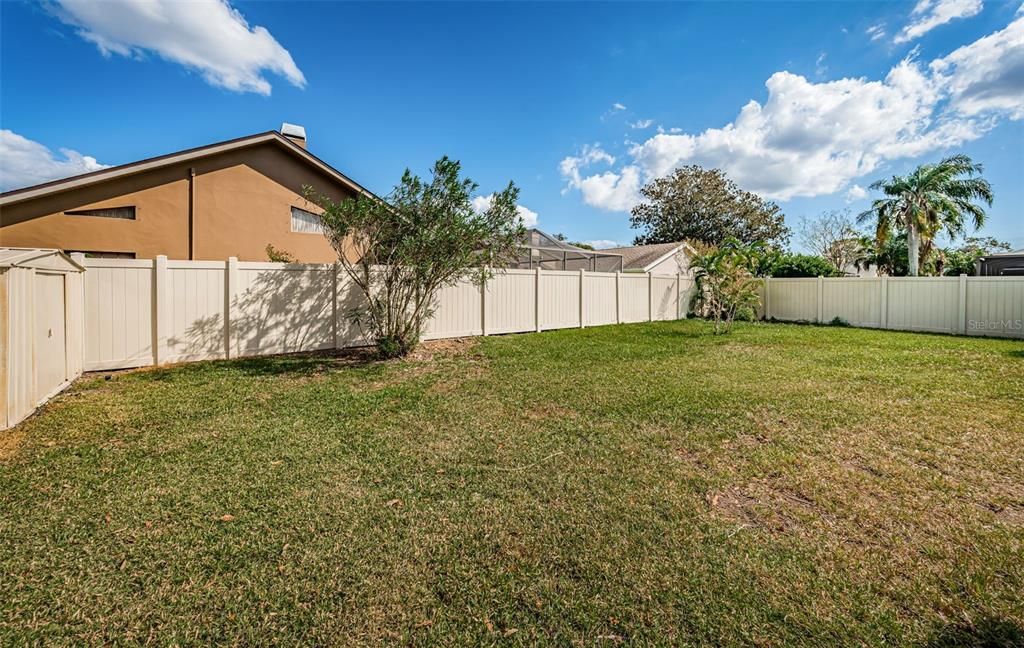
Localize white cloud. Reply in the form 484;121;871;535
472;194;539;228
930;15;1024;118
815;52;828;77
618;59;961;202
602;102;629;121
571;166;643;211
845;184;869;202
558;144;616;187
583;239;622;249
867;24;887;41
515;204;540;228
630;119;655;129
51;0;305;95
895;0;983;44
0;130;109;191
560;17;1024;210
559;145;641;211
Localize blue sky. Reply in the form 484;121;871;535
1;0;1021;249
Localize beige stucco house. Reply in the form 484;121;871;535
0;124;371;262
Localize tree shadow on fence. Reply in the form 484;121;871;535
162;265;372;377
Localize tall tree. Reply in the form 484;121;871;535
629;166;789;248
797;209;867;274
858;155;993;276
309;157;524;358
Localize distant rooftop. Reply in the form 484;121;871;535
598;241;689;270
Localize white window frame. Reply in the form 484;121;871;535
290;206;324;234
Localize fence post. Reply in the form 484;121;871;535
70;254;87;369
225;257;237;359
615;271;622;324
648;272;655;322
880;276;888;330
153;255;168;365
481;270;488;336
764;276;771;321
958;274;968;335
535;267;542;333
816;276;824;323
579;268;586;328
332;263;340;348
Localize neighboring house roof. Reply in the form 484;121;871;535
598;241;695;271
981;248;1024;258
0;131;376;208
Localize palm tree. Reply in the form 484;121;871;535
858;155;993;276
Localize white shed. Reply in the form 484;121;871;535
1;248;85;430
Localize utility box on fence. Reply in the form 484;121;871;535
0;248;85;430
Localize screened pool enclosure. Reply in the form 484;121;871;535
509;229;624;272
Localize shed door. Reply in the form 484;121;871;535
35;272;68;402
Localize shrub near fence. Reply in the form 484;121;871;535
76;256;696;371
763;275;1024;338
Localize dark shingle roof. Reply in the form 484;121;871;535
598;242;688;270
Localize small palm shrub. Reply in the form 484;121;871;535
690;239;766;334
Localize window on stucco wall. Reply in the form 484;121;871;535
290;206;324;234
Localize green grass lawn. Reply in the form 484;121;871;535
2;321;1022;646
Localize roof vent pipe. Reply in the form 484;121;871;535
281;123;307;149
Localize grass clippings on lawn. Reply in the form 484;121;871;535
1;320;1022;646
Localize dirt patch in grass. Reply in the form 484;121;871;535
841;458;889;479
673;446;709;470
979;502;1024;527
723;432;772;451
523;403;578;422
708;480;835;535
0;427;26;460
354;338;483;392
707;487;760;528
405;337;479;362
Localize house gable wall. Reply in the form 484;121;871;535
0;142;355;262
646;250;691;275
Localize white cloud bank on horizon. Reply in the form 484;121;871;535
471;194;540;228
561;15;1024;211
0;130;109;191
895;0;983;44
51;0;305;95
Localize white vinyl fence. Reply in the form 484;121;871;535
78;256;696;371
764;276;1024;338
